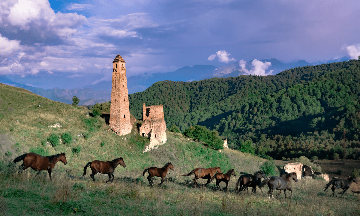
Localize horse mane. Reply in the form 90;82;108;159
163;162;172;168
47;153;64;163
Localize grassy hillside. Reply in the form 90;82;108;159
0;83;359;215
126;60;360;160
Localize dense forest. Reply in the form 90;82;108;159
96;60;360;160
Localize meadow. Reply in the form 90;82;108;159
0;83;359;215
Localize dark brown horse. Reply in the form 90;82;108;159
235;171;267;193
83;158;126;183
267;172;298;198
13;152;67;180
324;176;357;197
143;162;174;186
210;169;236;190
182;167;221;186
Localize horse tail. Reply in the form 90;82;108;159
83;162;92;176
181;169;195;176
235;177;241;191
13;153;27;163
143;168;149;176
324;179;334;191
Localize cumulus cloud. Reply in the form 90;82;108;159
345;44;360;60
208;50;235;63
239;59;273;76
0;34;21;56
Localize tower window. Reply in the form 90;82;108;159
124;115;125;118
116;64;117;68
124;99;125;101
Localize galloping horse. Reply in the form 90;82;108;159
267;172;298;198
235;171;267;193
83;158;126;183
182;167;221;186
324;176;357;197
143;162;174;186
13;152;67;180
210;169;236;190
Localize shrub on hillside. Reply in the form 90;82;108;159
351;169;360;178
240;140;255;155
48;133;60;147
183;125;223;150
260;160;278;176
29;146;49;156
83;117;102;132
294;156;321;172
61;132;72;145
169;124;181;133
72;146;81;154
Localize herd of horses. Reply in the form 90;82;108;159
12;152;358;198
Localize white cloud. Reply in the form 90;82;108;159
208;54;216;61
207;50;235;63
345;44;360;60
239;59;273;76
66;3;93;11
67;74;83;78
0;34;21;56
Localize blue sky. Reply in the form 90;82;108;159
1;0;360;86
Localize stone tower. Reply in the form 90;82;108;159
109;55;132;135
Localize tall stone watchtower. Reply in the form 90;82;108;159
109;55;132;135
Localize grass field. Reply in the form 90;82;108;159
0;83;359;215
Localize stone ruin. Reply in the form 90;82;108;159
223;139;228;148
109;55;167;152
109;55;132;136
283;162;329;181
139;103;167;152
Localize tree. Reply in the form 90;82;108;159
72;96;80;106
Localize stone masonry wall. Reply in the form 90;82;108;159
140;103;167;152
109;55;132;136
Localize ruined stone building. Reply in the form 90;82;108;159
109;55;132;135
139;103;167;151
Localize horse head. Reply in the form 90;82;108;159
229;169;236;177
255;171;266;179
114;158;126;168
59;153;67;165
167;162;174;170
289;172;298;182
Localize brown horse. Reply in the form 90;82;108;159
324;176;357;197
143;162;174;186
235;171;267;193
210;169;236;190
83;158;126;183
182;167;221;186
13;152;67;180
267;172;298;198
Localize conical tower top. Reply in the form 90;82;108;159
113;54;126;63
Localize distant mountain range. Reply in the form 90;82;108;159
0;56;351;105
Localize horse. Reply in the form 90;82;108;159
324;176;357;197
83;158;126;183
182;167;221;186
143;162;174;186
13;152;67;180
235;171;267;193
210;169;236;190
267;172;298;198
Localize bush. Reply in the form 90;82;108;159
83;132;91;140
48;133;60;147
183;125;223;150
61;132;72;145
5;151;12;157
294;156;321;172
29;146;49;156
72;146;81;154
100;141;105;147
83;117;102;132
240;140;255;155
169;125;181;133
351;169;360;178
260;160;277;176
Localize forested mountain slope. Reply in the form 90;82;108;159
129;60;360;159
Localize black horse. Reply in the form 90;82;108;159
267;172;298;198
235;171;267;193
324;176;357;197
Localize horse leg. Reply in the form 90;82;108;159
284;190;287;198
111;173;115;182
331;185;336;197
341;187;349;197
225;181;229;190
47;169;52;180
159;177;164;185
205;178;211;186
106;174;112;183
147;175;153;186
90;170;96;182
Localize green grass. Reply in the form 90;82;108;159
0;83;359;215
